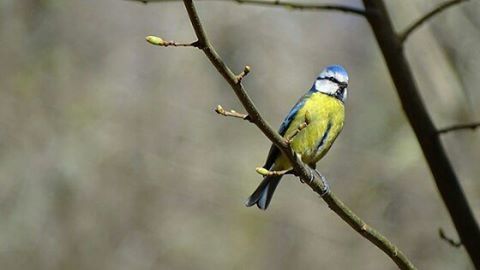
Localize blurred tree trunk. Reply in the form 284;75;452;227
362;0;480;268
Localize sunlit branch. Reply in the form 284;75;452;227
236;65;251;83
255;167;293;177
178;0;416;269
285;110;311;144
285;122;307;144
145;35;200;47
215;105;251;121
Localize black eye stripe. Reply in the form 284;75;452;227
327;76;340;84
318;76;347;87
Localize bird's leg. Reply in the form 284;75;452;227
309;167;330;196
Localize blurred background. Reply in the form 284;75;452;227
0;0;479;269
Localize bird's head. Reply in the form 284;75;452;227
314;65;349;102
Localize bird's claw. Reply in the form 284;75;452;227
318;173;330;197
309;168;330;196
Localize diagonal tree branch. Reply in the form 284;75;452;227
438;122;480;134
129;0;366;16
363;0;480;268
399;0;469;43
141;0;480;267
178;0;416;269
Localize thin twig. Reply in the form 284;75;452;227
215;105;251;121
285;122;307;144
180;1;416;269
236;65;251;83
255;167;292;177
285;110;311;144
234;0;366;15
439;228;462;248
399;0;468;43
128;0;366;16
145;35;200;47
438;122;480;134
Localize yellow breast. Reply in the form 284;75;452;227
274;92;345;169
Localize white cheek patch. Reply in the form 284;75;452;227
315;79;338;95
336;73;349;85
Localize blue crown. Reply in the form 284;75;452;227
318;65;349;84
325;65;347;76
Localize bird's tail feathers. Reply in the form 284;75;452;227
245;175;282;210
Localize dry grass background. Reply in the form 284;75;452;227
0;0;479;269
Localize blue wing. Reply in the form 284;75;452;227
278;97;308;136
263;90;312;169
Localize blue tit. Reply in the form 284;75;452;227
246;65;348;210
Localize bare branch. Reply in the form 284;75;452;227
129;0;366;16
399;0;469;43
438;122;480;134
179;0;416;269
215;105;251;121
439;228;462;248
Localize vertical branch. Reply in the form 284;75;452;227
362;0;480;268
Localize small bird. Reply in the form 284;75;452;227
245;65;348;210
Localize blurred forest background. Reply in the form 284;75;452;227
0;0;479;269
